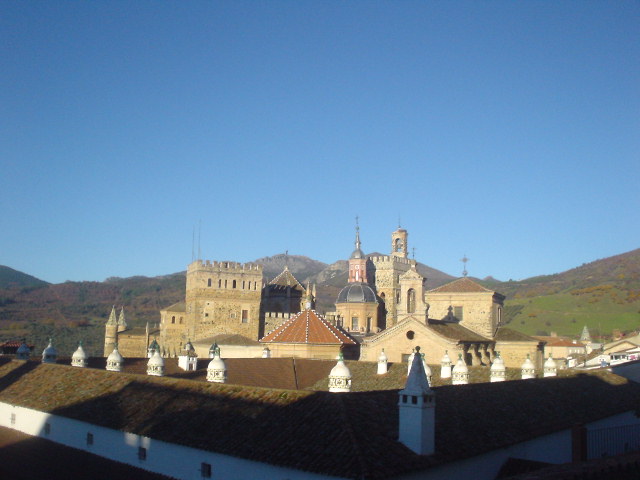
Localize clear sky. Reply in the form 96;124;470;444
1;1;639;284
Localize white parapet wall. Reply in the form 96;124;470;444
0;402;339;480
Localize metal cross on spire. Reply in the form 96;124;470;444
461;254;469;277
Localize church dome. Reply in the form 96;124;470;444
336;282;377;304
350;247;365;260
107;346;124;364
148;350;165;367
41;339;57;364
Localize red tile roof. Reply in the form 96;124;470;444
260;309;356;345
428;277;493;293
268;266;303;288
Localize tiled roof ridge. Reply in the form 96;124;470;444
261;309;356;345
262;312;300;342
428;277;493;293
269;267;303;288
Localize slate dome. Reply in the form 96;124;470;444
336;282;377;304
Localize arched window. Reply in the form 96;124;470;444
242;280;246;289
351;317;359;331
394;238;402;252
207;278;212;287
407;288;416;313
218;279;222;288
232;280;237;289
224;280;228;288
171;316;175;324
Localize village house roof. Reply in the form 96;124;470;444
260;309;357;345
427;277;495;294
0;359;639;479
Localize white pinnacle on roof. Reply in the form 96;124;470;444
377;349;388;375
41;338;57;364
407;349;416;375
147;350;165;377
521;354;536;380
71;342;88;368
262;346;271;358
328;353;352;393
452;354;469;385
398;346;435;455
421;353;433;387
543;354;557;378
400;347;432;396
490;352;506;382
16;341;30;360
580;325;592;343
207;349;227;383
440;350;452;379
106;343;124;372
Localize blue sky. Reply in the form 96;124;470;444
1;1;639;284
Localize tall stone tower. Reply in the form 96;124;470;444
371;228;414;327
103;306;118;356
184;260;263;342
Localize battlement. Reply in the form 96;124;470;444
370;255;414;266
188;259;263;273
264;312;293;320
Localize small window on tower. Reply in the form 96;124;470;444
232;280;237;289
241;310;249;323
207;278;212;287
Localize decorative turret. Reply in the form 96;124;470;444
543;354;557;377
209;342;219;359
490;352;506;382
262;346;271;358
16;340;30;360
521;354;536;380
147;338;160;358
348;217;368;283
104;306;118;357
117;306;128;333
147;350;165;376
71;342;88;368
440;350;452;379
207;347;226;383
377;349;388;375
398;346;435;455
178;340;198;371
41;338;57;364
303;281;315;310
421;353;433;386
451;354;469;385
106;343;124;372
328;353;352;392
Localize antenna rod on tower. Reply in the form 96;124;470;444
198;220;201;261
191;225;195;262
461;254;469;277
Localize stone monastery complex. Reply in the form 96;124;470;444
105;225;542;369
3;225;640;479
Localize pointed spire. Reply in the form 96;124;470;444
350;216;365;260
401;347;432;396
580;325;592;342
107;306;117;325
117;306;127;328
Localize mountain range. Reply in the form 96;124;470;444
0;248;638;355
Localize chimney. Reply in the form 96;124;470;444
398;346;435;455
